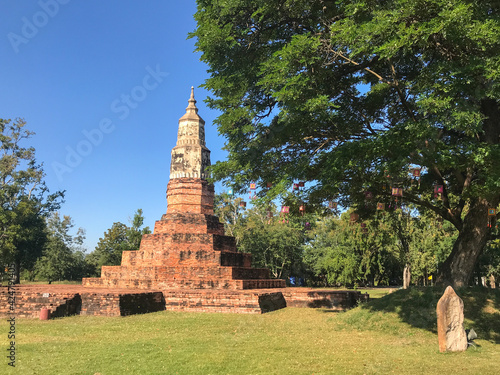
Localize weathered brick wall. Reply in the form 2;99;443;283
0;287;80;318
161;289;286;314
282;288;369;310
0;286;165;318
166;178;214;215
0;285;365;317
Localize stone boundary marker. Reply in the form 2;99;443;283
436;286;468;352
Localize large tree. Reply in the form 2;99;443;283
0;118;63;282
192;0;500;287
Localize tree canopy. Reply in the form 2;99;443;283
0;118;64;282
192;0;500;287
34;213;88;283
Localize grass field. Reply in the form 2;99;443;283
2;287;499;374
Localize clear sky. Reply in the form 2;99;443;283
0;1;227;252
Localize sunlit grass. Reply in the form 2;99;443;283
2;287;499;374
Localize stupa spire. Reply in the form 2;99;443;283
169;87;210;180
186;86;197;113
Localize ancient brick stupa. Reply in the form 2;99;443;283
83;88;285;294
0;89;363;318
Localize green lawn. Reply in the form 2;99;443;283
2;287;499;375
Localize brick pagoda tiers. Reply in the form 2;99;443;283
82;88;287;312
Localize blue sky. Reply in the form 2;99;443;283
0;1;228;252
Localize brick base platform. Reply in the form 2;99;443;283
0;285;367;318
0;285;166;318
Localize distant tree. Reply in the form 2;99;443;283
87;222;129;273
235;203;306;279
87;209;150;274
126;209;151;250
214;192;247;244
34;213;87;283
0;118;64;282
305;212;399;287
192;0;500;287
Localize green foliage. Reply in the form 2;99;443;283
126;208;151;250
215;194;305;279
87;209;150;273
0;118;64;282
34;213;89;283
192;0;500;285
305;212;400;286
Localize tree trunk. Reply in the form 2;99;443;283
490;274;496;289
437;199;495;288
403;264;411;289
14;260;20;284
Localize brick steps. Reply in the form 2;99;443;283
220;251;252;267
235;279;287;289
84;178;285;292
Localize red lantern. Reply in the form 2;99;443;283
293;183;299;190
266;182;272;188
280;206;290;224
239;201;246;208
298;181;305;187
434;185;443;199
391;187;403;197
488;208;497;228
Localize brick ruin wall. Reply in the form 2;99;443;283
0;285;367;318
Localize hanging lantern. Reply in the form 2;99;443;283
488;208;497;228
266;210;273;225
350;212;359;222
293;183;299;191
392;187;403;197
239;201;247;208
391;187;403;208
411;168;421;188
280;206;290;224
227;188;234;196
299;204;305;216
377;202;385;210
329;201;338;210
250;182;256;190
298;181;305;187
266;182;272;188
360;222;368;235
434;185;444;199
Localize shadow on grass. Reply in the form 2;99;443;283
355;286;500;343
